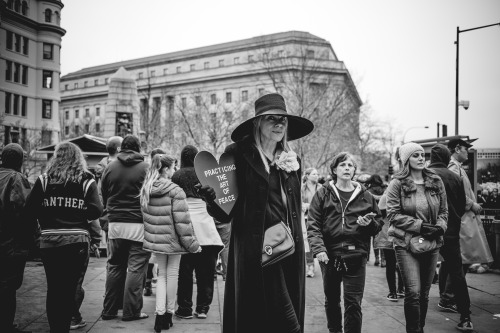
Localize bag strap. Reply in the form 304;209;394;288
279;173;292;231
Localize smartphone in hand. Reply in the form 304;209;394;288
364;212;376;219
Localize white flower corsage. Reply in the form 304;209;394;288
275;151;299;173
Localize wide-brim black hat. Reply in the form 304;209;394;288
231;93;314;142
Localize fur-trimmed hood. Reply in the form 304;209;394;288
399;171;443;195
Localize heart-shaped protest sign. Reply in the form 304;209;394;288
194;151;238;215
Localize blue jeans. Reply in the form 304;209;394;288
319;255;367;333
102;239;151;319
395;246;439;333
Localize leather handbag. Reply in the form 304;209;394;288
261;173;295;267
262;221;295;267
409;236;437;254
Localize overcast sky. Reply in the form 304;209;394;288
60;0;500;148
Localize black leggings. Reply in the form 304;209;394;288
383;249;403;293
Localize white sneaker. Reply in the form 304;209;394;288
70;318;86;330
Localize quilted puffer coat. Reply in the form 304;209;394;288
142;178;200;254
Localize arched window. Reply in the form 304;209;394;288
7;0;14;9
14;0;21;12
44;8;52;22
21;1;28;15
54;11;60;24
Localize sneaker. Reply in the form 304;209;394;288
397;290;405;298
175;309;193;319
374;259;380;266
144;286;153;296
386;293;398;302
380;259;386;268
194;311;207;319
456;318;473;331
70;318;87;330
438;301;458;313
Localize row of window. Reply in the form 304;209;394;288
64;123;101;136
4;92;27;116
6;30;29;55
64;78;109;90
5;60;28;84
135;50;315;78
5;0;28;16
4;93;52;119
65;107;101;120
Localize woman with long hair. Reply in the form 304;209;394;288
308;152;383;333
140;153;201;332
386;142;448;333
25;142;103;333
197;93;314;333
301;167;321;277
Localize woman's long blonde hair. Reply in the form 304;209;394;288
253;116;290;173
45;142;88;184
140;154;176;209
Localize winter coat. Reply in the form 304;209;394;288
101;150;149;224
373;193;393;250
0;167;34;257
142;178;200;254
428;144;466;242
386;171;448;249
205;136;305;333
25;172;103;248
307;180;383;257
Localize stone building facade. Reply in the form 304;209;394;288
0;0;65;149
60;31;362;163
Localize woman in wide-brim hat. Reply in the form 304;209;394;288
198;93;313;333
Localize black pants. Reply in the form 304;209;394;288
383;249;403;293
41;243;88;333
438;240;471;319
319;256;367;333
72;249;90;321
0;254;27;332
177;245;219;314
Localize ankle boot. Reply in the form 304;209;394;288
162;312;173;330
154;314;165;333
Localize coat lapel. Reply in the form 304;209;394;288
242;145;269;183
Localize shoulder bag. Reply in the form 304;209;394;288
261;174;295;267
409;236;437;254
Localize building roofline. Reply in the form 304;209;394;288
62;31;330;78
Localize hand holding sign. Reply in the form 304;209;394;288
194;151;238;215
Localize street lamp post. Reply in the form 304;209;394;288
455;22;500;135
402;126;429;144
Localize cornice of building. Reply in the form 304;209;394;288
3;8;66;37
61;31;333;80
43;0;65;9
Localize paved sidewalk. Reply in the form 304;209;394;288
15;257;500;332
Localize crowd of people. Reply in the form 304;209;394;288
0;92;493;333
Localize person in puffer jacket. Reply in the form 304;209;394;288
140;153;201;332
308;152;383;333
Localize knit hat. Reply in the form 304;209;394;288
1;143;24;171
398;142;424;167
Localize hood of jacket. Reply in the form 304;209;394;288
325;180;364;203
429;144;451;168
180;145;198;168
117;149;144;166
150;178;178;197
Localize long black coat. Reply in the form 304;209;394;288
207;136;305;333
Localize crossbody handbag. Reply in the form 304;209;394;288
409;236;437;254
261;174;295;267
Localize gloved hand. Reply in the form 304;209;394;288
194;183;216;202
420;223;444;240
